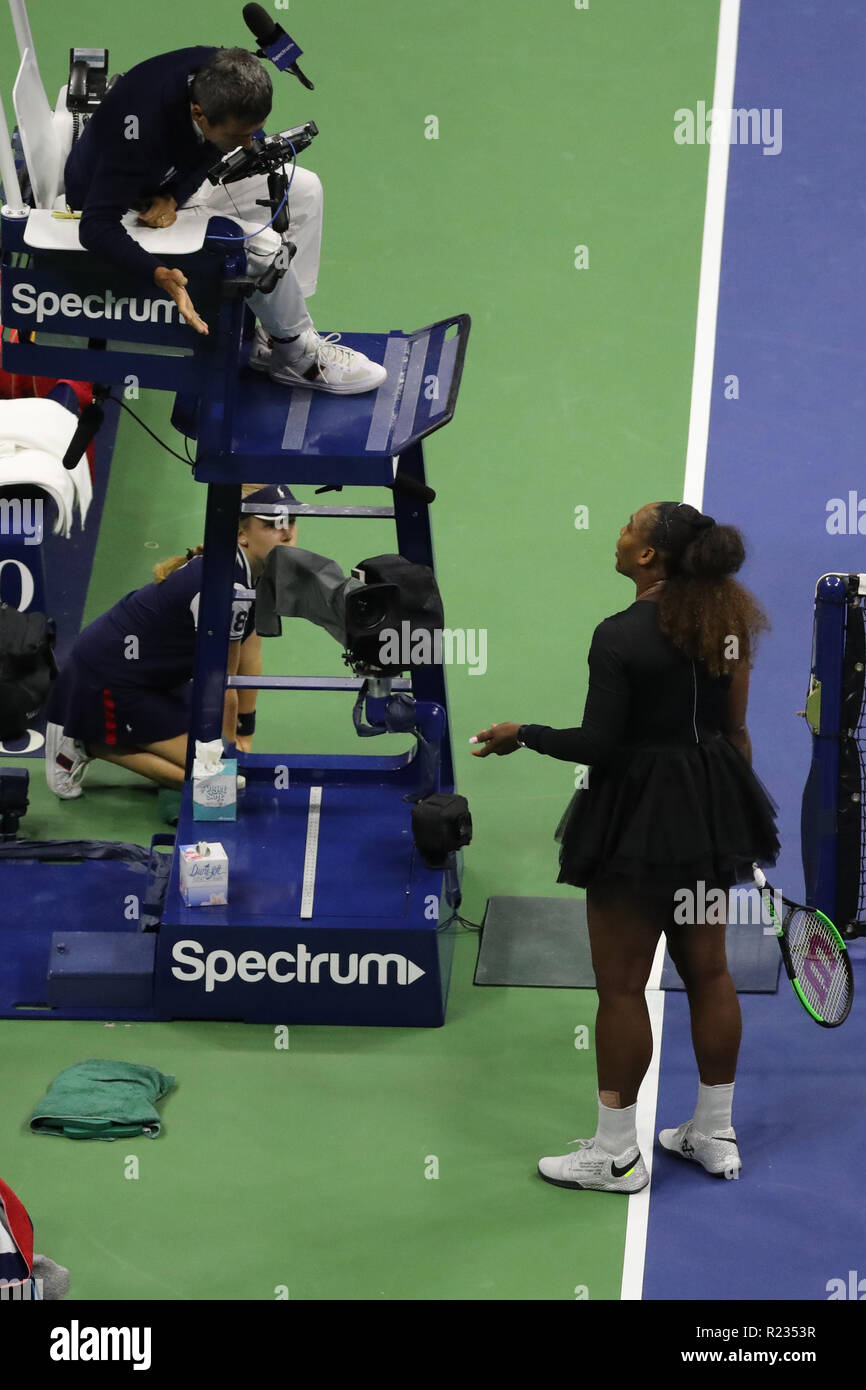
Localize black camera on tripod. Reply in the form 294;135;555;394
343;557;445;679
206;124;319;284
206;123;319;189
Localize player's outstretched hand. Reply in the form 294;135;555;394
470;722;522;757
153;266;209;336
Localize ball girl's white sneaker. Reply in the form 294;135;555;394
44;722;92;799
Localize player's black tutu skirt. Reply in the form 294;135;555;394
554;730;779;896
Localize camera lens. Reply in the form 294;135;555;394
350;594;388;630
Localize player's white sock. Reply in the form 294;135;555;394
692;1081;735;1134
595;1097;638;1154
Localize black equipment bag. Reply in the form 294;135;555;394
0;607;58;739
412;793;472;869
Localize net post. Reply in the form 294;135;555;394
802;575;850;932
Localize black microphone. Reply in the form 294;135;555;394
242;3;314;89
314;476;437;504
62;399;105;471
392;472;436;503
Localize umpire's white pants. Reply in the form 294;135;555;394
182;165;323;339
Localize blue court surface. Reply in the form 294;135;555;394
643;0;866;1302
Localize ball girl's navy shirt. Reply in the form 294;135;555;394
72;548;255;689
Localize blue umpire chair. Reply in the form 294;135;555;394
0;2;471;1025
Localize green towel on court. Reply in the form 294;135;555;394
29;1059;175;1140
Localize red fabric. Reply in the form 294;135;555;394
103;688;118;746
0;329;31;398
34;376;93;411
0;1177;34;1274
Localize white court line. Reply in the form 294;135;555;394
620;0;741;1302
300;787;322;920
682;0;740;514
620;939;666;1302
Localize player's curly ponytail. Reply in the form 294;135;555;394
648;502;769;676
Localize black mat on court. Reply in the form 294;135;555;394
474;896;782;992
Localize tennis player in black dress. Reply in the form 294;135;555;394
471;501;779;1193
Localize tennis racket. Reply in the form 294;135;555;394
753;865;854;1027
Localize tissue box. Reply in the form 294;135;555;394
192;756;237;821
179;843;229;906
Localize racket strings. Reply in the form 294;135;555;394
784;906;852;1021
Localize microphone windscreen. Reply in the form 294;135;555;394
243;3;278;46
392;472;436;504
62;401;103;471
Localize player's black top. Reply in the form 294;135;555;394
529;597;779;892
520;599;733;765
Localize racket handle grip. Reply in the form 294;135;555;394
752;863;767;889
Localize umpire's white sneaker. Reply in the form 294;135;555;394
538;1138;648;1193
267;328;387;394
658;1121;742;1178
45;721;92;799
248;322;274;373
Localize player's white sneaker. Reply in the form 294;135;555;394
44;721;92;799
658;1121;742;1177
266;328;387;394
538;1138;648;1193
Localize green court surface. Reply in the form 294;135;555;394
0;0;720;1298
